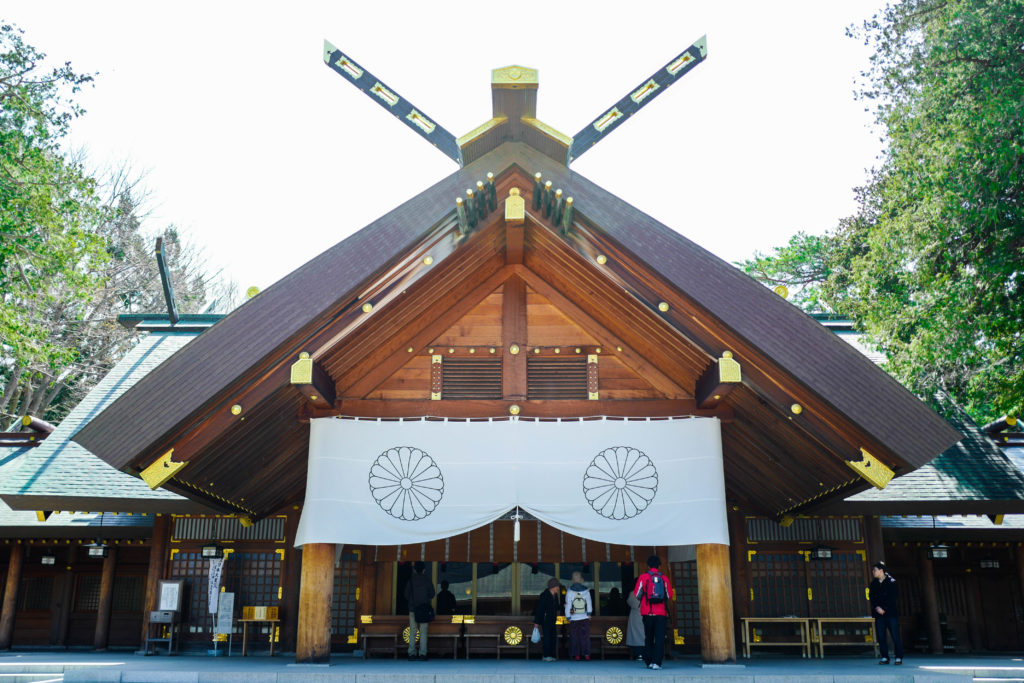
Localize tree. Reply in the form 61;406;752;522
741;0;1024;424
0;25;236;430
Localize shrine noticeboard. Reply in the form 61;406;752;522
216;592;235;635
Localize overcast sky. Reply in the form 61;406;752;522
5;1;886;295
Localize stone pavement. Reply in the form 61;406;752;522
1;650;1022;683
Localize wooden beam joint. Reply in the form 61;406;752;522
695;351;742;409
290;353;336;409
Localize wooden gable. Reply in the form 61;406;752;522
73;143;960;523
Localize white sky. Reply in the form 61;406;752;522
5;1;886;294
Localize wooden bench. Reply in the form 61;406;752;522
463;617;536;659
361;621;400;659
588;617;630;659
423;619;462;659
813;617;878;658
740;617;812;658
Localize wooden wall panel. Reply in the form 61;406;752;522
526;289;600;347
598;356;664;399
432;289;504;347
367;355;431;400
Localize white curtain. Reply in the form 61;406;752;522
295;417;728;547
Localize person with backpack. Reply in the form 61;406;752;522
632;554;673;670
564;570;593;660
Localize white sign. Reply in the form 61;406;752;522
215;592;235;635
208;556;226;614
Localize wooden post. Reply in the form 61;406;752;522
864;516;885;564
0;544;24;650
697;542;736;663
296;543;334;663
359;547;377;615
918;547;943;654
1016;545;1024;625
94;547;118;650
727;507;749;623
139;514;170;650
278;508;302;653
502;276;527;400
51;560;74;646
963;570;985;652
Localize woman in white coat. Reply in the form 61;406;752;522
626;590;645;661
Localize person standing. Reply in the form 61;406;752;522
436;580;457;616
869;561;903;665
633;554;673;670
533;577;562;661
564;571;593;660
404;561;435;661
626;588;645;661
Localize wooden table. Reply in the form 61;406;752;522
813;617;877;658
740;617;812;658
239;618;279;656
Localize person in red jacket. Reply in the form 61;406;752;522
633;554;673;670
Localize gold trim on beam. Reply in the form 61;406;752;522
140;449;186;490
520;117;572;147
456;116;507;148
846;448;895;489
290;352;313;384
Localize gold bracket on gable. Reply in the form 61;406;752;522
430;355;443;400
505;188;525;226
846;448;895;489
140;449;187;490
587;354;599;400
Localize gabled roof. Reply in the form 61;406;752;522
0;325;214;514
71;142;960;518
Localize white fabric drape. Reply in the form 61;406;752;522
295;417;727;548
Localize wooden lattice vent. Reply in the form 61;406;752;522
527;357;588;399
440;358;503;399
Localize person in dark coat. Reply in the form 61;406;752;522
869;561;903;665
533;577;562;661
435;580;457;616
404;561;435;660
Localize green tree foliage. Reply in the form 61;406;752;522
0;25;235;430
741;0;1024;423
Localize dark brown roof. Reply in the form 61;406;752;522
73;142;960;513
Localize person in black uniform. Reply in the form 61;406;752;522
869;561;903;664
533;577;562;661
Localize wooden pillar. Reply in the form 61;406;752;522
1016;545;1024;622
727;507;749;621
0;545;24;650
864;516;885;564
697;542;736;663
278;508;302;653
51;559;74;646
93;547;118;650
918;547;943;654
359;547;377;615
296;543;334;664
376;561;392;614
963;571;985;652
139;514;170;649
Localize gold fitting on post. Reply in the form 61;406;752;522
509;404;521;416
658;302;670;312
509;344;520;355
791;403;803;415
361;302;373;313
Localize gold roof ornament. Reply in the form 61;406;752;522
847;448;895;489
491;65;539;89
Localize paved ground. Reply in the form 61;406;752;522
1;650;1022;683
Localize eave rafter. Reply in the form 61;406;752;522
128;207;470;483
558;218;907;477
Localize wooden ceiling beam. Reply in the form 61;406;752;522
290;355;336;409
334;398;732;420
694;353;742;410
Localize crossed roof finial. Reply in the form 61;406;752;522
323;37;707;168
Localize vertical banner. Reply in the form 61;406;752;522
208;556;226;614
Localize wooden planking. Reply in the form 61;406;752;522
368;356;432;400
598;356;664;400
335;398;728;420
502;276;527;399
432;289;504;347
525;289;600;347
